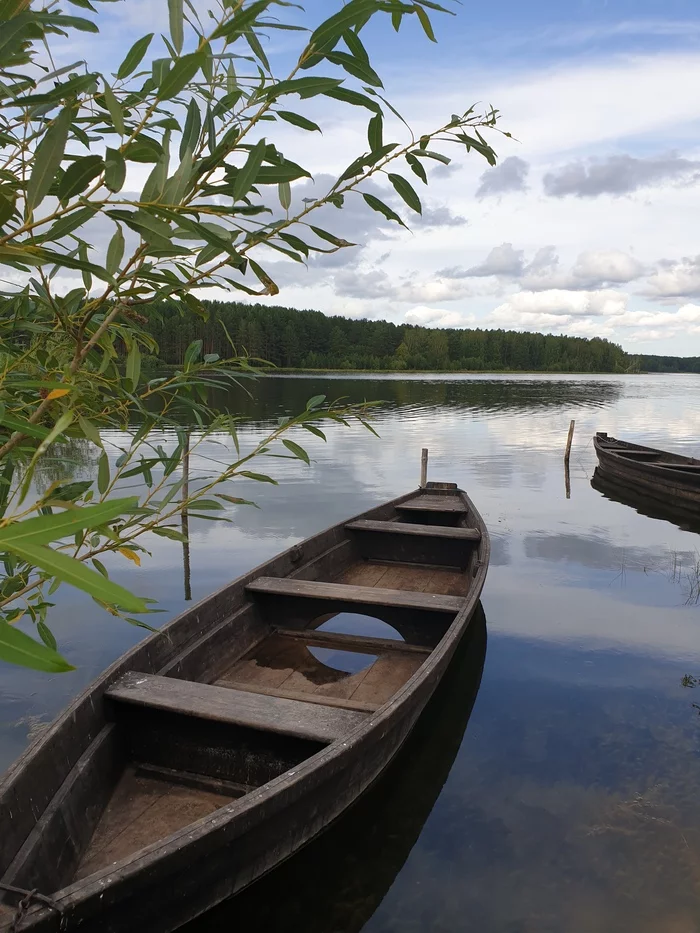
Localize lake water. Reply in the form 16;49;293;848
3;372;700;932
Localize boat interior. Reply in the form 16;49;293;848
0;484;484;910
597;434;700;470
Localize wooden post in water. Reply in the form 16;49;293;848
564;419;575;500
181;432;192;601
564;420;575;465
420;448;428;488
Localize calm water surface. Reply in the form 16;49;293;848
4;372;700;932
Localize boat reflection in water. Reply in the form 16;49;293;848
591;467;700;533
184;605;487;933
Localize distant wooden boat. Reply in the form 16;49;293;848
594;432;700;509
591;468;700;531
0;482;489;933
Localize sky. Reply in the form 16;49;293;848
57;0;700;356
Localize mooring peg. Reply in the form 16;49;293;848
564;419;575;465
420;448;428;487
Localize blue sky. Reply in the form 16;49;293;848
61;1;700;356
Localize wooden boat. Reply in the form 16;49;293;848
594;432;700;509
0;482;489;933
591;467;700;532
199;607;487;933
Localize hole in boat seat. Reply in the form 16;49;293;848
305;612;404;674
314;611;405;641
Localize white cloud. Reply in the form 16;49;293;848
404;306;476;328
543;153;700;197
476;157;530;199
643;255;700;300
491;289;629;328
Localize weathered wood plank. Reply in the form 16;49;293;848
274;627;432;656
215;679;379;712
396;495;467;513
351;655;425;707
246;577;463;614
346;519;480;540
107;672;366;744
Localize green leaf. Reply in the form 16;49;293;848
109;209;173;248
26;106;72;212
303;423;327;440
306;394;326;409
152;526;188;542
414;4;437;41
413;149;450;165
326;51;382;87
254;160;310;184
309;225;355;248
187;498;225;510
57;155;104;202
0;499;137;548
39;206;97;244
233;139;266;201
278;181;291;211
215;495;259;509
262;76;343;101
0;620;74;673
33;246;111;283
362;192;406;227
275;110;321;133
237;471;278;484
106;225;125;275
405;151;427;184
0;412;49;440
105;148;126;192
102;81;125;136
282;439;310;464
323;85;381;113
117;33;154;80
168;0;183;54
387;173;421;214
126;341;141;390
367;112;382;152
343;27;369;63
6;541;147;612
97;451;110;494
158;50;203;100
179;98;201;160
184;338;202;367
307;0;378;53
78;415;102;449
37;620;58;651
210;0;271;41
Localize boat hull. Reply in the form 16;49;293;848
0;485;489;933
594;433;700;508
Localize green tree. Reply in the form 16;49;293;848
0;0;504;670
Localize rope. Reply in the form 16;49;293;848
0;882;64;932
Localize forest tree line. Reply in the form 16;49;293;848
140;300;684;373
143;301;628;372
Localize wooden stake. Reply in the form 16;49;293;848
420;448;428;488
564;419;575;465
181;432;192;601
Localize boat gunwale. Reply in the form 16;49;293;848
0;485;489;924
594;433;700;482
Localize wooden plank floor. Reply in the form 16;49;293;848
220;561;464;710
336;560;469;598
75;767;234;881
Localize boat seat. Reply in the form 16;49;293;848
246;577;463;615
346;519;480;540
396;495;467;513
106;672;367;744
345;519;479;568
